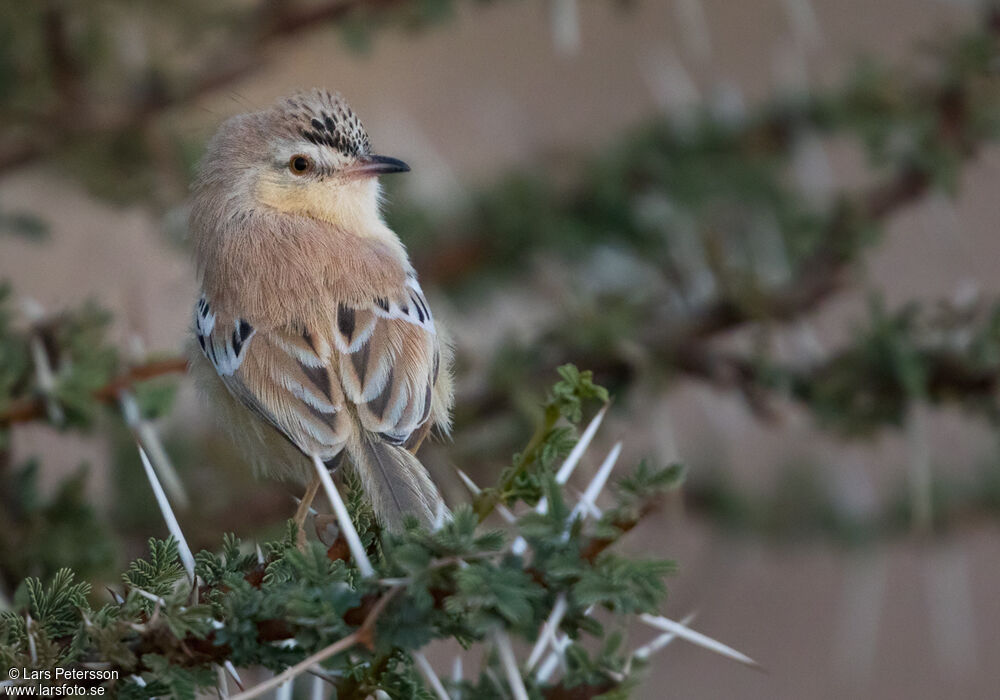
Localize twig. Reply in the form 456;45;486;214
229;587;398;700
0;356;187;427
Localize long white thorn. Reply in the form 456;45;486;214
455;468;481;494
433;499;448;531
527;592;568;671
413;651;451;700
138;446;195;582
131;587;167;607
535;604;593;683
493;630;529;700
549;0;581;56
567;442;622;528
639;614;758;668
274;679;293;700
224;661;244;691
25;615;37;664
632;611;697;661
29;335;63;425
310;454;374;578
216;665;230;699
555;405;608;486
535;633;571;683
535;404;609;516
137;422;189;508
569;487;603;519
121;391;189;508
309;676;325;700
513;406;610;556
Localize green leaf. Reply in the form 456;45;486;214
18;568;90;639
550;364;610;423
574;554;676;614
122;538;185;599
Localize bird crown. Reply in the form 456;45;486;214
276;89;372;157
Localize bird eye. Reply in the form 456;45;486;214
288;155;313;175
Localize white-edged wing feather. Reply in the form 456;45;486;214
193;279;439;463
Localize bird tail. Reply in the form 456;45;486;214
346;434;445;531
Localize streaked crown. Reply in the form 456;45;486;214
275;89;371;157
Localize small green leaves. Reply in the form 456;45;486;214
0;367;680;697
574;554;676;615
18;568;91;640
123;654;216;700
447;564;545;635
122;537;186;599
479;365;611;518
551;365;610;423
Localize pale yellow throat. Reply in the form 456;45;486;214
256;176;392;242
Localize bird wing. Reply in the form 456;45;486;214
193;276;439;464
333;275;439;446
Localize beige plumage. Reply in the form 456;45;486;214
188;89;453;530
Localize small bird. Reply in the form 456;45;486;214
188;89;453;532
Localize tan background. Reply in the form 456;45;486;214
2;0;1000;697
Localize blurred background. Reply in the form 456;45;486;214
2;0;1000;697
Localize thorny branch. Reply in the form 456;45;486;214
96;481;668;699
227;586;401;700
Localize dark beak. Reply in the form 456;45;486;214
349;154;410;177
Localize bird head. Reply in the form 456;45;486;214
194;89;409;231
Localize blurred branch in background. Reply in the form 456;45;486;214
0;357;186;427
2;6;1000;557
0;0;463;181
5;0;999;423
686;452;1000;546
395;8;1000;431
